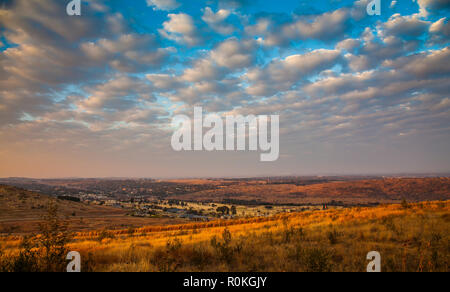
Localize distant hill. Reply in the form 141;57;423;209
168;178;450;205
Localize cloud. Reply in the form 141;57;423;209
430;18;450;35
336;38;361;52
159;13;202;45
77;75;154;112
1;0;450;176
146;0;180;11
146;73;182;90
0;89;55;126
144;36;258;108
416;0;450;16
0;0;168;129
81;34;170;72
253;9;350;46
0;0;125;44
241;51;450;151
210;38;255;69
202;7;235;35
384;47;450;78
380;14;430;38
181;58;225;82
246;49;342;96
429;17;450;44
218;0;251;9
342;26;422;72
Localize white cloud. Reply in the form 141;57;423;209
202;7;234;35
255;9;350;46
385;47;450;78
210;38;255;69
77;76;154;112
146;73;181;90
429;17;450;37
380;14;430;38
181;58;224;82
81;34;169;72
159;13;202;45
416;0;450;16
336;39;361;52
246;49;342;96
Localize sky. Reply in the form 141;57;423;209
0;0;449;178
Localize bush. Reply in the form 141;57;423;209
401;199;409;209
98;229;115;242
211;229;235;265
37;202;71;272
1;202;71;272
8;237;40;272
303;248;333;272
327;229;340;245
0;244;11;272
189;244;213;270
151;238;183;272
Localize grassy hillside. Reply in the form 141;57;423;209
1;200;448;272
0;185;187;234
0;185;126;220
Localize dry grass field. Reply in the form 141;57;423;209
0;185;187;234
1;200;448;272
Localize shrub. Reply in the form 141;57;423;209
189;244;213;270
327;229;340;245
151;238;183;272
8;237;40;272
98;229;115;242
211;229;235;265
0;244;11;272
401;199;409;209
36;202;71;272
303;248;333;272
1;202;72;272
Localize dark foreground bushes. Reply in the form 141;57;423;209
0;202;71;272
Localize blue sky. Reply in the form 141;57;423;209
0;0;449;178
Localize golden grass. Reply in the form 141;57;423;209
1;201;449;272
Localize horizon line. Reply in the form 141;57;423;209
2;172;450;181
